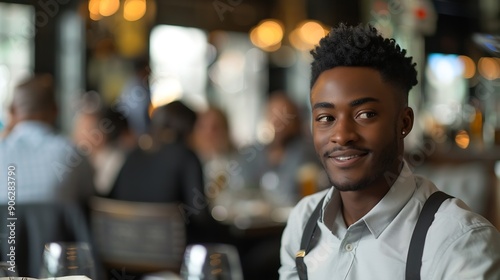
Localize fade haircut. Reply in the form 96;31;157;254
310;23;418;100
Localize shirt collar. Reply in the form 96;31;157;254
321;161;416;239
5;121;55;143
362;161;416;238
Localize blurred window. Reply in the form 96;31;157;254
150;27;268;147
0;3;34;130
149;25;208;110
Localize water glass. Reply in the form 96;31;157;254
180;243;243;280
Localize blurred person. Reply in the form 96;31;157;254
0;74;94;205
116;56;152;139
279;23;500;279
192;106;236;163
108;100;224;244
230;93;324;280
237;91;322;207
192;106;237;197
72;93;134;196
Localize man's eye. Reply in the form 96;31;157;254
317;116;334;122
358;112;376;119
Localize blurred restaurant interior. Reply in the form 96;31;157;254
1;0;500;279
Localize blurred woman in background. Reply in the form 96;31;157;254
108;100;224;243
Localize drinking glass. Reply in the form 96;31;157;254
0;261;18;279
39;242;96;280
180;243;243;280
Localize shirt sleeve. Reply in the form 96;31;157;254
279;204;302;280
429;224;500;280
279;195;322;280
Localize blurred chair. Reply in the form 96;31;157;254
89;196;186;274
0;202;94;278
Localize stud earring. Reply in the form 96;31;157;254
402;131;406;135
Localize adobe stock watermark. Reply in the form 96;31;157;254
35;0;72;30
213;0;243;22
5;165;17;275
9;0;71;46
383;138;437;186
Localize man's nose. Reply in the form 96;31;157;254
329;117;359;146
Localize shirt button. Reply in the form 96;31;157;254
345;244;353;251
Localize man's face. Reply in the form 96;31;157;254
310;67;412;192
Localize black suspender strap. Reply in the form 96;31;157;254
296;191;452;280
296;196;326;280
405;191;453;280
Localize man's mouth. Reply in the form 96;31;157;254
326;148;369;167
334;154;361;161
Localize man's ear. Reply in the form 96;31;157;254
401;106;414;138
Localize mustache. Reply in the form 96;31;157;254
322;146;370;158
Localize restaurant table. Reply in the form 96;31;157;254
208;188;291;280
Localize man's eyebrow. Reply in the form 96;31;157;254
312;97;379;110
312;102;334;110
350;97;379;107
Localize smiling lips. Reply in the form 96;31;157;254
328;149;369;167
335;155;360;161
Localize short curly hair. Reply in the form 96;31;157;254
310;23;418;97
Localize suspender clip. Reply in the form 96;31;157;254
296;250;306;258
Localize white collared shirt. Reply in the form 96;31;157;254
0;121;94;203
279;162;500;279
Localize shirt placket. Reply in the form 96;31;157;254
338;222;364;280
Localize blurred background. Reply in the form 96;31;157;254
1;0;500;278
0;0;498;146
0;0;497;147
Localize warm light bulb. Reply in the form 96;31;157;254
124;0;147;21
99;0;120;17
299;21;326;45
458;55;476;79
89;0;100;15
257;20;283;47
478;57;500;80
249;19;283;51
88;0;101;20
455;130;470;149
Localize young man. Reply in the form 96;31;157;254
279;24;500;279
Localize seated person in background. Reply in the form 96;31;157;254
72;93;134;196
236;91;323;207
0;74;94;205
192;106;237;199
108;100;222;243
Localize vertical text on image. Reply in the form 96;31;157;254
6;164;17;273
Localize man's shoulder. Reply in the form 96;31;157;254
434;197;497;232
412;176;495;232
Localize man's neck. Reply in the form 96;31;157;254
340;184;392;227
339;160;405;227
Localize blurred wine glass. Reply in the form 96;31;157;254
39;242;96;279
180;244;243;280
0;261;18;279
